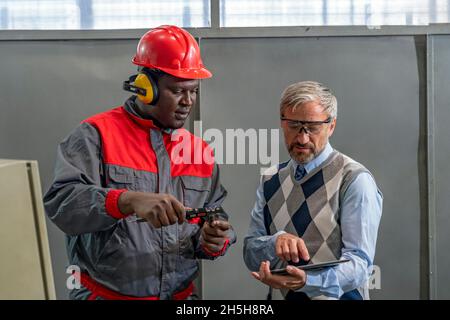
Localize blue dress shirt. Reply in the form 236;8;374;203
243;143;383;299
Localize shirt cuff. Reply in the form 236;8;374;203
105;189;129;219
296;270;342;299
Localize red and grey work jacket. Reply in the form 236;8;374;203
44;97;235;299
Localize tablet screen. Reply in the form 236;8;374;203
270;259;350;275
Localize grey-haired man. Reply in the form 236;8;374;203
244;81;382;300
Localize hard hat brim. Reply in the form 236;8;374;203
132;57;212;79
158;66;213;79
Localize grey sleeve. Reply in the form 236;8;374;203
195;163;236;260
207;163;236;245
43;122;118;236
204;164;227;208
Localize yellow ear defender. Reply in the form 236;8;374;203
123;71;159;105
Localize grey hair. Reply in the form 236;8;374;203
279;81;337;119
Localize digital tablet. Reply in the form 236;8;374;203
270;259;350;275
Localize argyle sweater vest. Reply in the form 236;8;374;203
262;150;370;300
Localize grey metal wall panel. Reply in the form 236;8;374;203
431;35;450;299
200;36;422;299
0;39;141;299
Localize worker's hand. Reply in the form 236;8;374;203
275;233;310;263
251;261;307;290
118;191;185;228
200;219;230;253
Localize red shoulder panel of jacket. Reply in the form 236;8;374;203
82;107;214;178
165;128;215;178
83;107;158;173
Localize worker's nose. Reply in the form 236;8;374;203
180;92;194;106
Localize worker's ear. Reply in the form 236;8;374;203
123;71;159;105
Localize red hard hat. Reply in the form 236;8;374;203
132;25;212;79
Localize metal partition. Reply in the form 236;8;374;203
431;35;450;300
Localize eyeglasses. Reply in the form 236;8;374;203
280;116;332;135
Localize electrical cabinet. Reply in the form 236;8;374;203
0;159;55;299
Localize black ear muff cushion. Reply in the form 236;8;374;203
147;73;159;104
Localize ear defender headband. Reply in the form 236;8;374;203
123;71;159;105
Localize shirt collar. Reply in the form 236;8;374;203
293;142;333;174
123;96;175;134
